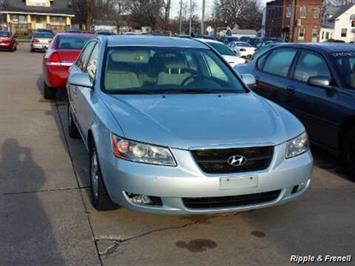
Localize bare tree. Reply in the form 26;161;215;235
162;0;171;29
213;0;262;29
106;0;129;27
127;0;163;30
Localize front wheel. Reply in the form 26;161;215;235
90;143;119;211
43;82;56;99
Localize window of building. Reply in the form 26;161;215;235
326;32;329;39
262;48;297;77
286;5;292;18
314;8;320;19
322;31;325;40
300;6;307;19
51;16;65;23
298;28;305;40
341;28;347;37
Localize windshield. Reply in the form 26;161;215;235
0;31;10;37
209;42;235;56
55;35;92;50
333;52;355;90
103;47;246;94
32;32;53;38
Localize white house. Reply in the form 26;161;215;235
320;4;355;42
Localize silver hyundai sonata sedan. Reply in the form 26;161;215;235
67;36;313;214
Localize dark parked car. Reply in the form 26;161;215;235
236;43;355;175
0;31;16;51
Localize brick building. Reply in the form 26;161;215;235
265;0;323;42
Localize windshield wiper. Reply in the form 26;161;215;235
160;89;239;94
108;89;153;94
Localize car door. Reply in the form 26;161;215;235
74;42;100;140
286;49;342;150
68;41;97;136
253;47;298;108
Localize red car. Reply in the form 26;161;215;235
43;33;95;99
0;31;17;51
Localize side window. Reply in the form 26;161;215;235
76;41;96;71
203;54;228;81
293;50;331;83
256;52;268;70
87;44;99;79
262;48;297;77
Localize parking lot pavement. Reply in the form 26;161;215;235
1;44;354;266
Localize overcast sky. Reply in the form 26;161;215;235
170;0;269;18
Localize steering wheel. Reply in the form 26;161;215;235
181;70;200;86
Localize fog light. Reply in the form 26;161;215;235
298;181;307;191
127;193;152;204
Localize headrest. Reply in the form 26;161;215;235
164;55;188;70
110;50;150;64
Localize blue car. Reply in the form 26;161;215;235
66;36;313;214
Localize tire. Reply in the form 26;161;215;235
67;103;80;139
90;143;119;211
43;82;56;100
342;127;355;179
11;45;16;52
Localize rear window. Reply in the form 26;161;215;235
55;35;92;50
0;31;10;37
32;32;53;38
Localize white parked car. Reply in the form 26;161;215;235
228;41;256;59
196;39;246;67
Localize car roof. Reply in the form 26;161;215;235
275;43;355;53
195;38;224;45
55;32;95;38
105;36;209;49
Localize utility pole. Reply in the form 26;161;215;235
179;0;183;34
189;0;192;35
290;0;296;42
201;0;205;35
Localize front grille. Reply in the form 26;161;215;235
191;146;274;174
183;190;281;209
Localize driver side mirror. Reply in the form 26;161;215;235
69;72;93;88
308;76;331;89
241;74;256;89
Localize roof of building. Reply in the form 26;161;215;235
329;4;353;21
105;36;209;49
1;0;74;15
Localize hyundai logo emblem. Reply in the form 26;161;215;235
227;155;247;167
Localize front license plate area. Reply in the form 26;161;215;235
220;175;258;190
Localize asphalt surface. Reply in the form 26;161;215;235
0;44;354;266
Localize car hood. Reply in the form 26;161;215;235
101;92;304;150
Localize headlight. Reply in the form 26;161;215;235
286;132;309;159
111;135;176;166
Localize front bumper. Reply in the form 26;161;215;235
100;143;313;215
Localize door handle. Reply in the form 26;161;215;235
286;86;295;94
